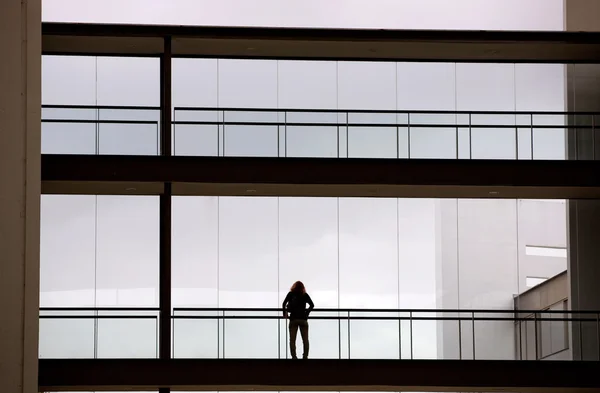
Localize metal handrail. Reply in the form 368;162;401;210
172;307;600;314
174;106;600;116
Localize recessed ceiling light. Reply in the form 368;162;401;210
489;191;499;195
246;189;257;193
125;187;137;191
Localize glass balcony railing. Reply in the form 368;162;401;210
39;307;600;360
39;307;160;359
42;105;600;160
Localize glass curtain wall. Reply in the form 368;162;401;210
171;197;568;360
172;60;566;160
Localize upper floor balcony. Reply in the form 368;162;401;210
42;105;599;160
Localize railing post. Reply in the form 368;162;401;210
410;311;413;360
458;313;462;360
472;311;476;360
597;312;600;361
468;113;472;159
338;312;342;360
407;113;411;159
347;311;351;359
534;312;539;360
530;113;534;160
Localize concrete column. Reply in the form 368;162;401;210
0;0;41;392
565;0;600;361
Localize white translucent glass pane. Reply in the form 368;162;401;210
517;200;567;294
39;317;94;358
456;64;515;111
40;195;96;307
99;108;160;122
173;313;219;358
224;126;278;157
473;314;516;360
470;128;516;159
398;199;438;308
285;126;338;157
173;125;219;156
397;62;456;110
411;318;439;359
42;55;96;105
409;128;457;159
218;198;278;307
338;62;396;110
279;198;338;307
457;200;518;311
339;198;398;309
288;317;340;359
172;58;218;108
42;123;96;154
97;318;158;358
96;196;159;307
347;127;397;158
515;64;565;111
98;123;159;155
278;61;337;109
533;128;566;160
97;57;160;106
172;197;219;308
218;59;277;108
223;318;279;358
349;318;400;359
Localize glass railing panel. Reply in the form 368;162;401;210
347;112;399;125
99;108;160;122
296;311;341;359
472;311;516;360
42;122;97;154
470;114;516;127
222;310;279;358
470;128;517;159
409;113;455;126
39;310;95;358
174;109;220;122
285;111;339;125
42;107;97;120
409;128;458;159
347;127;398;159
223;125;279;157
348;311;400;359
223;110;279;124
173;310;219;358
532;127;566;160
96;316;159;358
410;311;439;359
97;123;160;155
285;126;339;158
173;125;219;156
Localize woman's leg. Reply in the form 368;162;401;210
299;320;309;359
289;320;299;359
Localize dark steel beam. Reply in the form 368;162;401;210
41;22;600;63
159;36;173;361
38;358;600;392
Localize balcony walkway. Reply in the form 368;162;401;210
39;358;600;392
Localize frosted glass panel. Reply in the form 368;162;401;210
172;197;219;308
39;316;94;358
172;58;218;108
223;125;278;157
218;198;278;307
278;61;337;109
339;198;398;309
40;195;96;307
97;318;158;358
218;59;277;108
338;62;396;110
173;125;219;156
42;122;96;154
97;57;159;106
98;123;159;155
285;126;338;157
96;196;159;307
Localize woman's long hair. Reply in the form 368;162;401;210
290;281;306;294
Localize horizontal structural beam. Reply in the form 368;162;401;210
41;155;600;199
38;359;600;392
41;22;600;62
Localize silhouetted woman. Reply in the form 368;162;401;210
282;281;314;359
